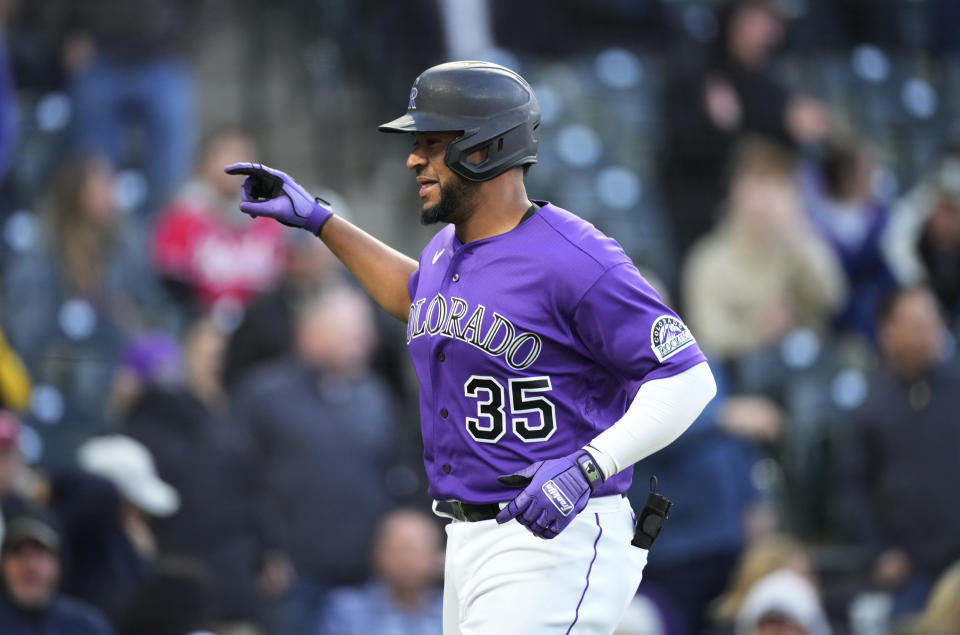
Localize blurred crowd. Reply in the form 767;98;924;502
0;0;958;634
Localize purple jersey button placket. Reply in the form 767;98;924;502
432;246;465;486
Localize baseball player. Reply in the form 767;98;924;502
226;61;716;634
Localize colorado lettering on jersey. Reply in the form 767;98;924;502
407;294;542;370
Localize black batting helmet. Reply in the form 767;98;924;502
378;61;541;182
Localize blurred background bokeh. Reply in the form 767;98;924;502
0;0;958;633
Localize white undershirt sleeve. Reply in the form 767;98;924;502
584;361;717;479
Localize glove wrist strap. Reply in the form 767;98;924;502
575;451;603;492
307;198;334;236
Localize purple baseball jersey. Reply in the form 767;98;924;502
406;201;706;503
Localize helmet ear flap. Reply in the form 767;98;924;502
445;120;538;182
459;138;494;168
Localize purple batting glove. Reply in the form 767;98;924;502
224;162;333;235
495;450;604;539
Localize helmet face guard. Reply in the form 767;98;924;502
379;61;541;182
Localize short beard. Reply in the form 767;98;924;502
421;175;480;226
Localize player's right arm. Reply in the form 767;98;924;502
225;162;416;321
317;215;417;321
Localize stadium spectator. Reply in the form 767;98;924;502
839;286;960;619
222;230;411;401
799;135;897;340
710;533;814;632
151;127;287;327
223;230;342;389
885;148;960;326
0;507;114;634
682;138;846;362
893;559;960;635
51;436;179;621
734;569;831;635
115;557;217;635
317;508;443;635
2;156;164;442
76;436;179;560
108;331;183;422
58;0;205;214
122;317;265;630
232;285;398;635
659;0;830;260
633;364;778;635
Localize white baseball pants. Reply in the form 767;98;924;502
441;495;647;634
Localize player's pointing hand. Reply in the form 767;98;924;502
224;162;333;235
496;450;604;539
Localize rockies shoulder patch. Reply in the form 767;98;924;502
650;315;695;362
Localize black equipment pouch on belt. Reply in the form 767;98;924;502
632;476;672;549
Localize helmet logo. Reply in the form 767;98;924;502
409;87;418;110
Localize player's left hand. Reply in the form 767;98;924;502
496;450;604;539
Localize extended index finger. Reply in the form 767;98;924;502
226;163;290;182
223;162;261;175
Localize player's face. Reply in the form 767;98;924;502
407;132;480;226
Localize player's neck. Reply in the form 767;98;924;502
454;174;531;243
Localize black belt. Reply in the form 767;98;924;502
447;500;502;522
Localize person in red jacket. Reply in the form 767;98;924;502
152;127;287;326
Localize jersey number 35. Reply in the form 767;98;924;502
463;376;556;444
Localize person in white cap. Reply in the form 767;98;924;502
735;569;831;635
47;435;180;620
77;435;180;560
